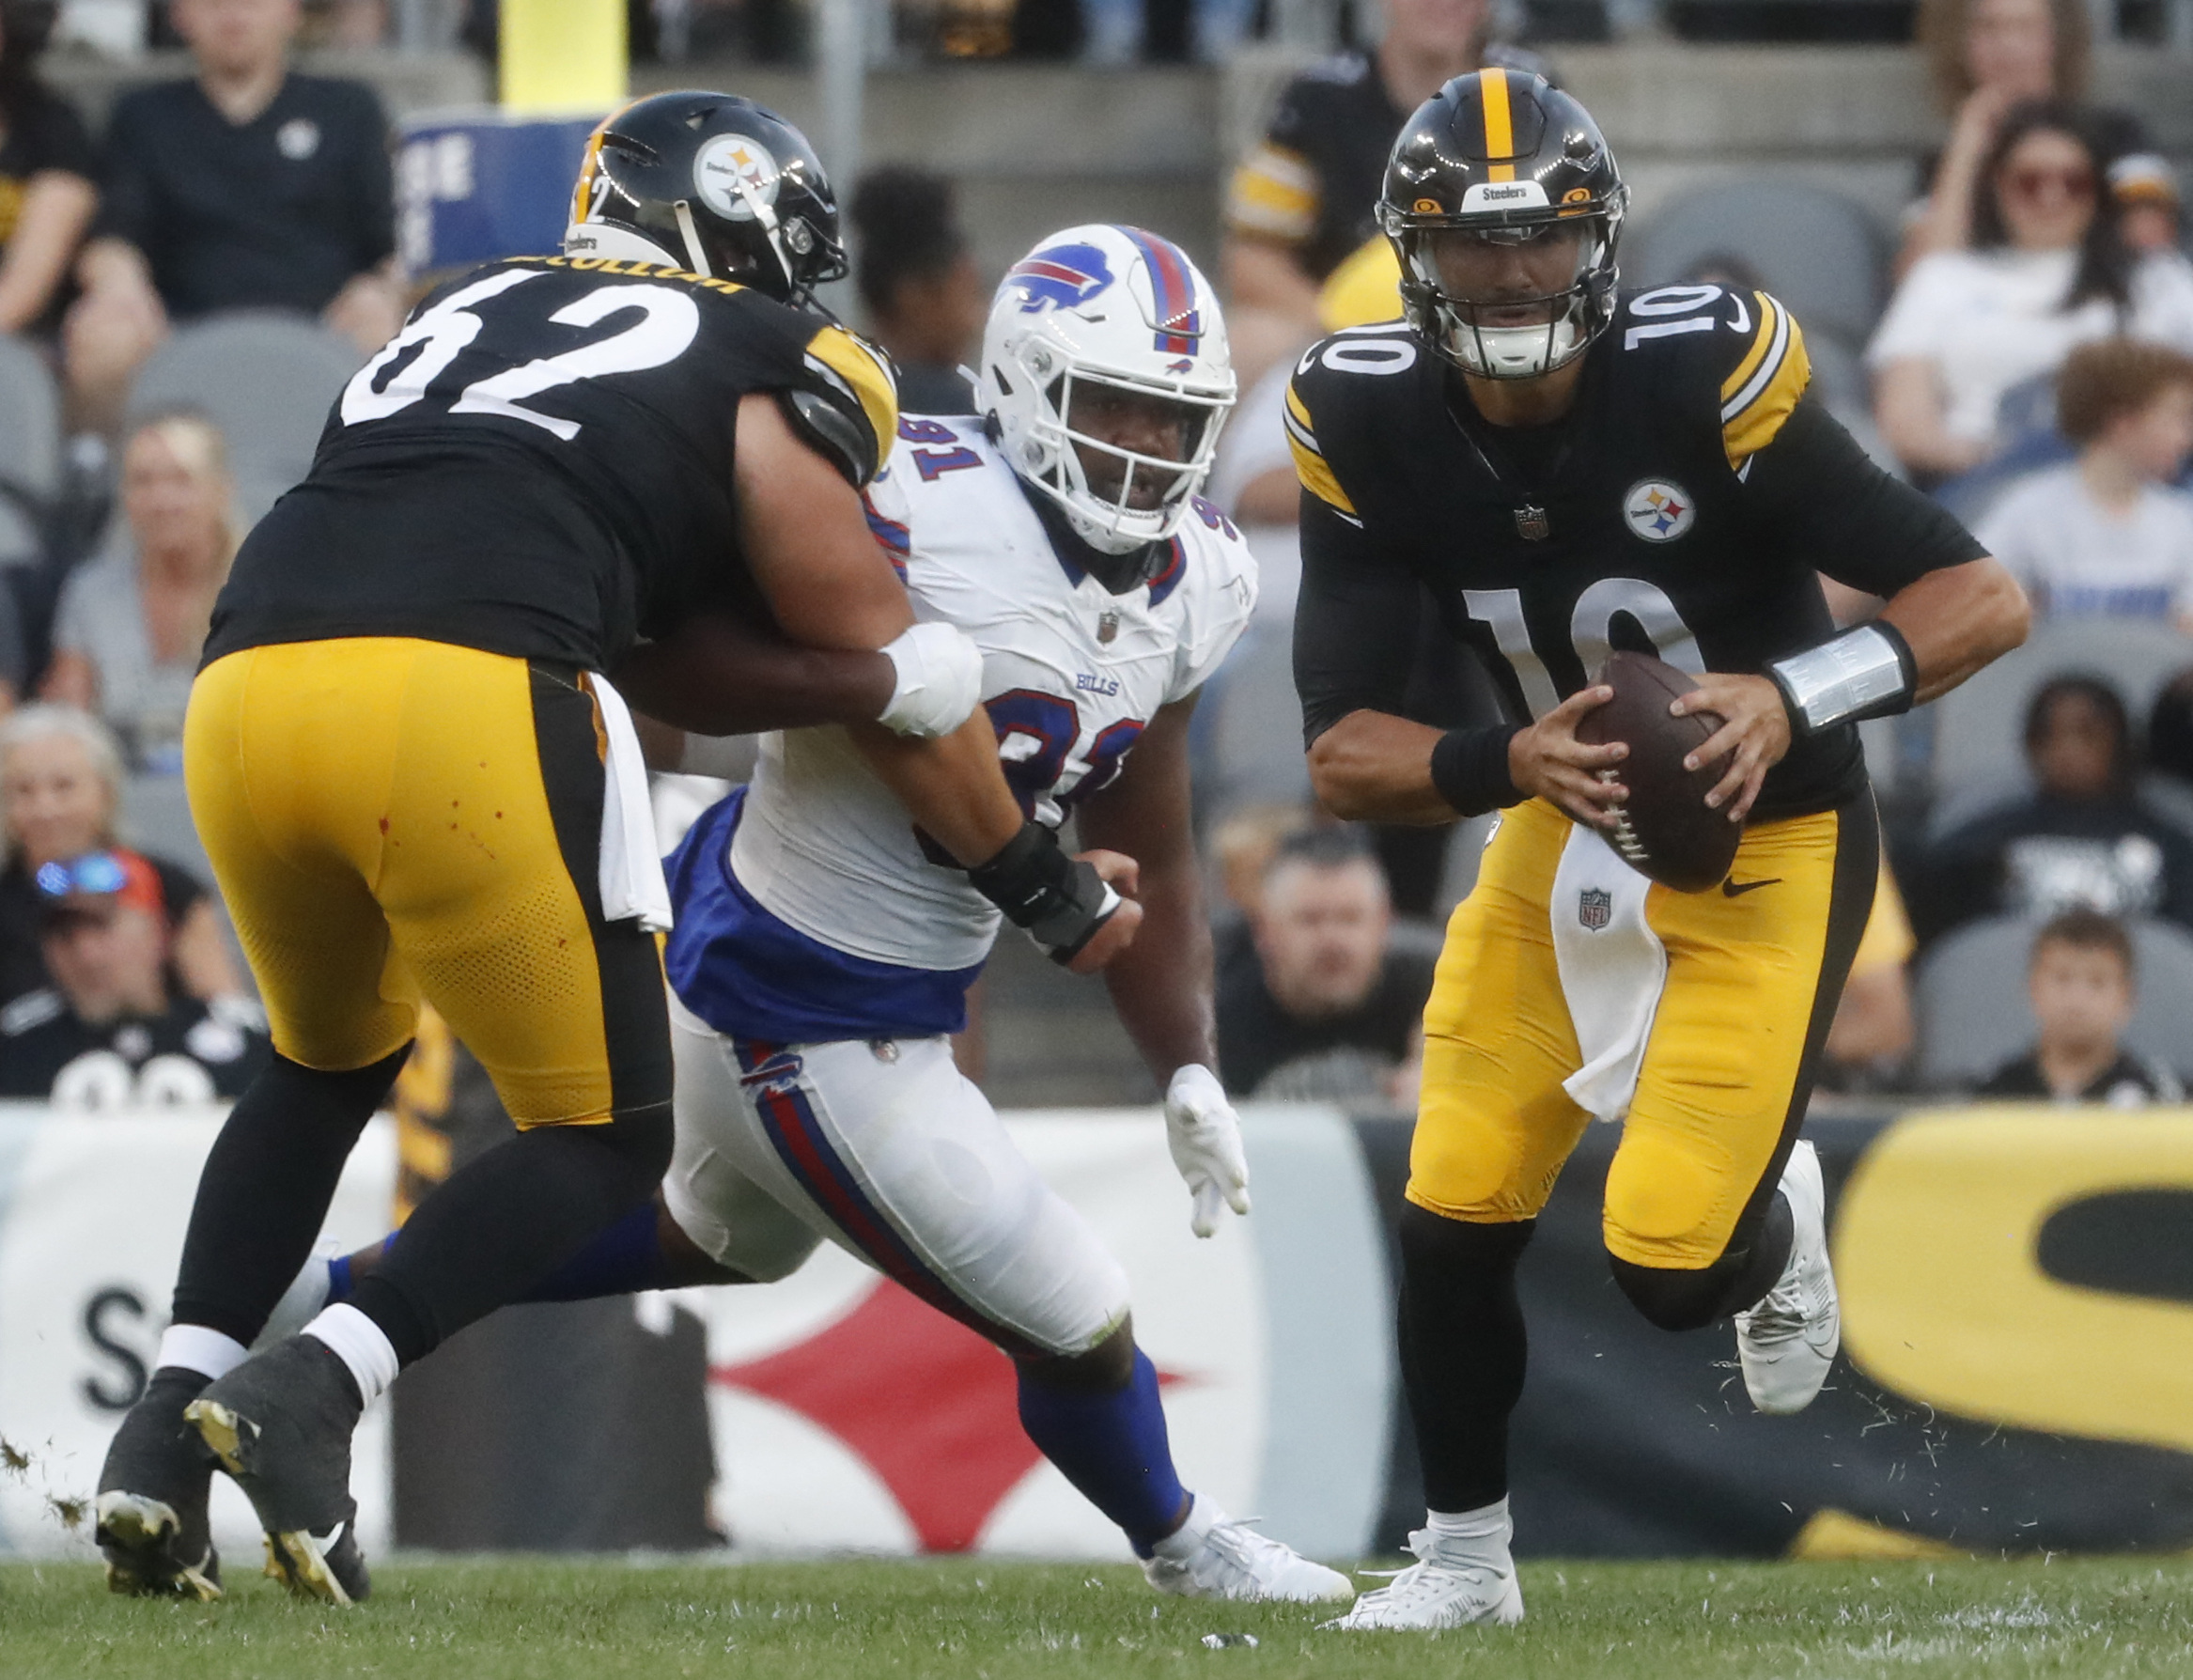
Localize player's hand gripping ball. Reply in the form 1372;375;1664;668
1574;651;1743;892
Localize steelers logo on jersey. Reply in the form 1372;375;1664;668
1624;479;1695;543
694;134;781;223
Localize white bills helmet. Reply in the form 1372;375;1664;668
975;225;1236;555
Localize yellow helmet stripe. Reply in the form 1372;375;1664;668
1479;69;1516;183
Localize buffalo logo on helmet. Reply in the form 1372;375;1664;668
1624;479;1695;542
693;133;782;222
1578;887;1612;931
1007;243;1116;315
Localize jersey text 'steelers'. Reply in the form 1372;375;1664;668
1287;285;1985;817
205;255;896;671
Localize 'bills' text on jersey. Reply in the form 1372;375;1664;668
664;415;1258;1044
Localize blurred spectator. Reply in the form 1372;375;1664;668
1216;827;1436;1097
42;412;236;772
64;0;397;432
1869;101;2193;484
2108;153;2182;257
0;0;94;338
1905;0;2087;269
1207;800;1312;987
1976;338;2193;626
2150;666;2193;789
1915;675;2193;944
1219;0;1545;389
1971;908;2180;1103
0;845;267;1103
1821;863;1919;1089
850;167;983;415
0;704;241;1004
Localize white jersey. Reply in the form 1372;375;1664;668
663;415;1256;1044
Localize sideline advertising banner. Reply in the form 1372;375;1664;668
5;1102;2192;1563
0;1111;397;1563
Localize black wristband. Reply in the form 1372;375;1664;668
966;822;1118;966
1429;723;1525;817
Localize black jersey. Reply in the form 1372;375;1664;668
1286;286;1986;819
206;255;898;672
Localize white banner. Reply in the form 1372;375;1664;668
683;1105;1392;1561
0;1103;1390;1565
0;1108;397;1563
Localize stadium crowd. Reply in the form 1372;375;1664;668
0;0;2185;1110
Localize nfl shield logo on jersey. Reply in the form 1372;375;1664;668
1578;887;1613;931
1624;480;1695;542
1513;504;1550;542
1096;610;1120;645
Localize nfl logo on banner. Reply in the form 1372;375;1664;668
1578;887;1612;931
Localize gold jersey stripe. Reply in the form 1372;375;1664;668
1480;69;1516;183
1284;381;1358;514
1718;291;1782;411
1719;293;1812;467
806;324;900;481
1225;160;1319;239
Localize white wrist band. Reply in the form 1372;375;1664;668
1767;623;1915;736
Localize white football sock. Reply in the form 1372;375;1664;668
304;1303;400;1408
1425;1498;1512;1565
156;1324;248;1382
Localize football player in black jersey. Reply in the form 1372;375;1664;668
1288;71;2030;1629
95;92;1138;1607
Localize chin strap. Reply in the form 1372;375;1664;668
671;201;713;278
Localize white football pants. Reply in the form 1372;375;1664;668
661;994;1132;1358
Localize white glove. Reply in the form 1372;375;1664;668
1164;1064;1251;1238
877;621;985;738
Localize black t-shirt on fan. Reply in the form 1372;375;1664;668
97;73;393;319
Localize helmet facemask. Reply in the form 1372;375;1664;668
1389;197;1624;381
1003;344;1231;553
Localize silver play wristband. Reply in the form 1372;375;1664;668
1766;623;1916;737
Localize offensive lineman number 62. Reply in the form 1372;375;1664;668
341;268;702;442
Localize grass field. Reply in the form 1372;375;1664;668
7;1555;2193;1679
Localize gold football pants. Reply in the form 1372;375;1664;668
1409;793;1876;1269
184;638;671;1127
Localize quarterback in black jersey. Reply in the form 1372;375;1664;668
96;93;1138;1608
1293;72;2030;1631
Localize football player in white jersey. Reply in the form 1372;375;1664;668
305;226;1351;1601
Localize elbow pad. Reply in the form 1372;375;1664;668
877;622;986;739
776;387;877;488
967;822;1121;967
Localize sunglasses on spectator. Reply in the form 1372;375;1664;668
2002;166;2095;201
35;851;130;900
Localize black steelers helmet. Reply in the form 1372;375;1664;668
1378;70;1627;380
565;91;848;305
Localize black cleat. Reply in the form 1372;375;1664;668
96;1366;224;1601
185;1336;369;1606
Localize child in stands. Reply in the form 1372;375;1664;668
1978;337;2193;625
1975;909;2181;1104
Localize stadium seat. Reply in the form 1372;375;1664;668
1913;912;2193;1086
1625;179;1886;351
126;311;366;494
1924;618;2193;835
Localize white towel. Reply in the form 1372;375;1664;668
588;673;674;933
1549;823;1667;1123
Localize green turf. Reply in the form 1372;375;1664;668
6;1554;2193;1679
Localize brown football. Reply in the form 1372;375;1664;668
1573;650;1742;893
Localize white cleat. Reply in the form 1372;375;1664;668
1141;1495;1354;1603
1734;1138;1840;1415
1323;1528;1524;1631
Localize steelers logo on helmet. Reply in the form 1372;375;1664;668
1624;479;1696;542
694;133;781;223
